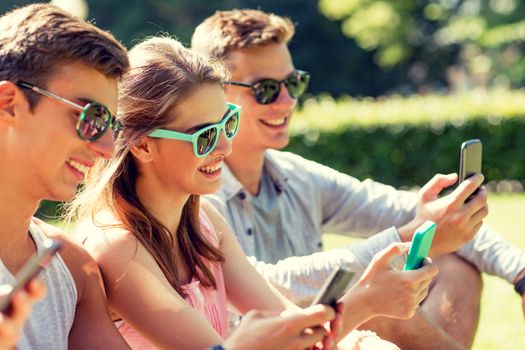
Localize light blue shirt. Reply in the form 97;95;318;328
205;150;525;306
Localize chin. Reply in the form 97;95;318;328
48;186;78;203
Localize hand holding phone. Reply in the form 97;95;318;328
459;139;482;202
404;221;436;271
0;239;61;315
311;268;354;309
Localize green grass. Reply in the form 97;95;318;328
323;193;525;350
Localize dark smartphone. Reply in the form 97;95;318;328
311;268;354;309
459;139;482;202
0;239;62;315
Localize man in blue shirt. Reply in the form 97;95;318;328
193;9;525;349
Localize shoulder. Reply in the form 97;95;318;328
200;199;229;242
266;149;332;176
32;218;105;300
76;214;141;267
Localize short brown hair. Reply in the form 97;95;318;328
0;3;129;107
191;9;295;60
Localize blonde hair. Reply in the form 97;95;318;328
65;36;227;294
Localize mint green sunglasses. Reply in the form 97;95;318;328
148;102;241;157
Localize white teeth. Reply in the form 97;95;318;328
67;159;90;175
199;162;222;174
263;118;286;126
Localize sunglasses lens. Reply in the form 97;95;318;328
254;80;281;104
224;112;240;139
285;72;310;98
196;127;218;156
78;104;111;141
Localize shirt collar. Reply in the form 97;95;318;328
220;150;289;200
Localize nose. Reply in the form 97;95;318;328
274;82;297;108
212;130;233;157
87;128;115;159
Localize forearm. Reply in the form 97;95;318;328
249;228;402;307
455;224;525;284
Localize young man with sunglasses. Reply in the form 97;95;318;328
193;9;525;349
0;4;132;349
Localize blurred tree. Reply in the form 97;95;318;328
1;0;408;96
319;0;525;91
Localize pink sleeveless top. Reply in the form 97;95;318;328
117;210;228;349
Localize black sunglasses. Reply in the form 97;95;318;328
16;81;123;141
226;70;310;105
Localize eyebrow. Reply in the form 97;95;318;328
184;106;230;133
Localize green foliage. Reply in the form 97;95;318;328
319;0;525;90
287;90;525;188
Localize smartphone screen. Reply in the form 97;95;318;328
0;239;62;315
311;268;354;308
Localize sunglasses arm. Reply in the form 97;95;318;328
225;81;253;88
16;81;85;111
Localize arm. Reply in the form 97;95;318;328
201;202;296;312
246;227;402;307
55;238;131;350
220;306;336;350
83;228;225;350
337;243;439;340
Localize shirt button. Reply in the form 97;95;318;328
238;192;246;200
246;228;253;236
317;242;323;248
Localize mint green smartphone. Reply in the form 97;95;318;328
404;221;436;271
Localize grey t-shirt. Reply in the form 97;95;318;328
0;220;77;350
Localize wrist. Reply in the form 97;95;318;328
514;269;525;296
398;219;421;243
341;283;377;331
513;268;525;284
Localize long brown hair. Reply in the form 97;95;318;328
65;36;227;295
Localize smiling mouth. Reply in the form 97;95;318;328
260;117;287;127
198;161;222;174
66;159;90;175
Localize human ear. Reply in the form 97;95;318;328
130;136;156;163
0;81;18;123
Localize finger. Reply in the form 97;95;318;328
26;278;46;302
281;305;336;333
372;242;411;269
293;327;327;349
416;286;430;305
450;174;484;205
463;186;488;216
0;315;19;346
404;263;439;284
419;173;458;202
9;291;32;326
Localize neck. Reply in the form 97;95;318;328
226;143;267;196
0;176;40;265
134;173;189;235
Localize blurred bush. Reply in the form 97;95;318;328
287;89;525;188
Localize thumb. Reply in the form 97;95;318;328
371;242;411;269
419;173;458;202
